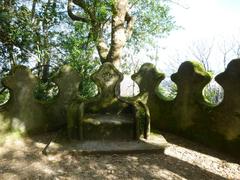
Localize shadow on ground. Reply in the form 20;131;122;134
0;131;239;179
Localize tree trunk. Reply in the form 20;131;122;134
68;0;135;68
106;0;128;67
41;0;51;82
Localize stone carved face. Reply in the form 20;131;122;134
101;69;117;87
92;63;122;90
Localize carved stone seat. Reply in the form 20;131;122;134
82;113;134;140
67;62;150;141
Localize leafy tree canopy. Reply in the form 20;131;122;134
68;0;176;66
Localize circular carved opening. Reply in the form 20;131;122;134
158;77;177;100
34;81;59;102
120;75;139;97
79;79;98;98
0;88;10;106
202;79;224;106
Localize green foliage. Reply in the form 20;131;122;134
158;82;177;101
0;0;176;99
0;89;10;105
128;0;176;48
34;81;58;102
63;22;100;98
203;84;223;105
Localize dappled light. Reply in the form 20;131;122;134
79;81;98;99
163;134;240;179
1;0;240;179
0;132;239;179
34;82;59;102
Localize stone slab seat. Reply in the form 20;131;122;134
82;113;135;140
63;133;168;154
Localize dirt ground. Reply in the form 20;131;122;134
0;132;239;180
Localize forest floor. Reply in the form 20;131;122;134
0;132;239;180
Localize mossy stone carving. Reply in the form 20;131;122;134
0;66;46;133
50;65;81;129
0;65;81;134
0;59;240;157
131;63;171;129
132;63;165;94
73;62;150;140
171;61;211;129
85;62;126;113
213;59;240;140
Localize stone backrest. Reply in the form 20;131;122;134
84;62;129;114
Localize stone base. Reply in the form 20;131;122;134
63;133;168;154
82;114;135;140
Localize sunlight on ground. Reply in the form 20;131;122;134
0;133;239;179
164;143;240;179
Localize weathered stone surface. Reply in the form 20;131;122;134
71;62;150;141
0;65;81;134
171;61;211;129
79;63;135;140
85;62;127;114
131;63;171;129
64;133;168;154
49;65;81;128
54;65;81;105
132;63;165;94
0;66;46;133
133;60;240;157
213;59;240;140
1;59;240;157
82;114;134;140
132;61;212;131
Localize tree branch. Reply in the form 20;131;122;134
125;12;135;39
67;0;89;22
96;35;109;63
129;0;140;9
73;0;96;22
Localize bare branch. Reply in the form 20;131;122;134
189;40;214;71
129;0;140;9
163;0;189;9
67;0;89;22
218;40;234;68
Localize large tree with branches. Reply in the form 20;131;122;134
67;0;176;67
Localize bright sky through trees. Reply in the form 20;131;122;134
121;0;240;96
157;0;240;74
